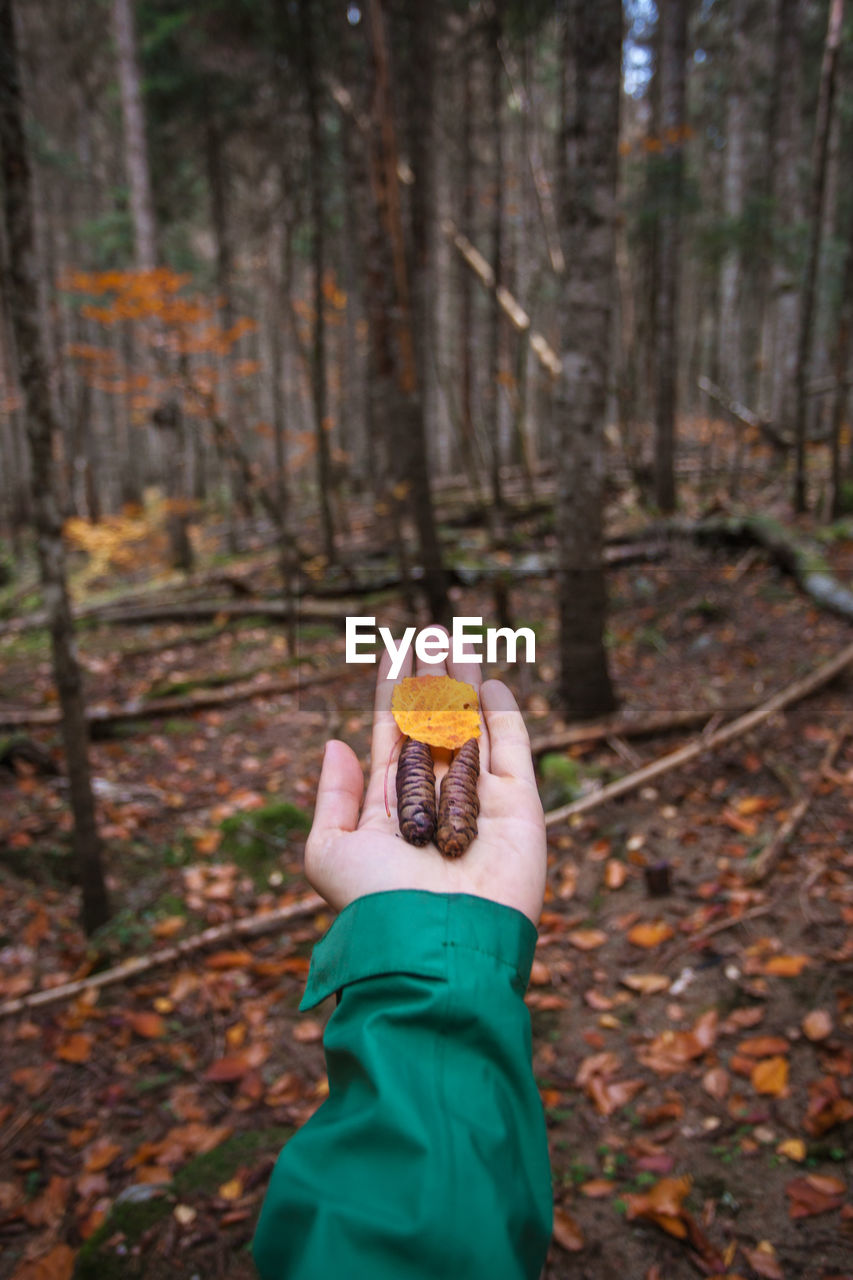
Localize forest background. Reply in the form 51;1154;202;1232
0;1;852;1278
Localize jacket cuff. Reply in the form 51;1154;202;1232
300;890;538;1010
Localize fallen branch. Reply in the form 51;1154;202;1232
0;663;362;733
0;892;324;1018
544;639;853;827
442;219;562;376
746;723;850;885
530;699;756;757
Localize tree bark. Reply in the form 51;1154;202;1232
111;0;156;270
792;0;844;513
486;1;506;520
0;0;110;934
718;0;747;407
299;0;337;566
554;0;620;719
653;0;688;514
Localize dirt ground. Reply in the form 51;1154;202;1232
0;506;851;1279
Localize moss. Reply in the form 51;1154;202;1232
538;753;582;809
73;1128;292;1279
74;1192;172;1279
219;801;311;883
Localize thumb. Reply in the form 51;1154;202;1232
308;740;364;850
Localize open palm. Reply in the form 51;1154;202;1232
304;645;546;926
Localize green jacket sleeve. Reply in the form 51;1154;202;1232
252;889;552;1280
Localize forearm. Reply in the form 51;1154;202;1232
253;890;552;1280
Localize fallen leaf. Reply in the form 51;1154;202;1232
23;1175;70;1227
10;1244;75;1280
751;1056;789;1096
205;1043;268;1082
637;1010;718;1075
702;1066;730;1100
621;972;670;995
625;1175;692;1238
802;1009;833;1041
83;1139;122;1174
127;1011;166;1040
740;1241;783;1279
776;1138;806;1161
764;954;811;977
529;959;551;985
218;1177;244;1201
566;929;607;951
737;1036;790;1057
292;1019;323;1044
786;1174;845;1219
55;1032;93;1064
628;921;674;948
579;1179;615;1198
604;859;627;889
204;950;252;970
803;1076;853;1136
552;1205;584;1252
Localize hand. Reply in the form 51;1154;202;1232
304;641;547;926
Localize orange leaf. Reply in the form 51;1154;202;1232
604;859;627;889
764;953;811;976
751;1056;789;1096
204;950;252;970
566;929;607;951
620;972;670;995
627;921;674;948
625;1175;692;1233
391;675;481;750
737;1036;790;1057
292;1019;324;1044
127;1011;166;1040
55;1032;93;1064
10;1244;75;1280
552;1205;584;1252
83;1138;122;1174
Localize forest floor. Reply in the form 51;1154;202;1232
0;451;852;1280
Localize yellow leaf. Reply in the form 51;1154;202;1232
391;675;481;750
776;1138;806;1161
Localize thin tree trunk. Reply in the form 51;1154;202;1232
112;0;156;270
718;0;747;407
299;0;337;566
486;1;505;521
653;0;688;514
792;0;844;513
0;0;110;934
554;0;620;719
829;197;853;517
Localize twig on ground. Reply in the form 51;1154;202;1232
0;892;324;1018
544;640;853;828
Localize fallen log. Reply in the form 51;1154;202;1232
0;663;362;733
0;892;324;1018
544;638;853;827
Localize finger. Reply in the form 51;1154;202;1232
370;645;409;773
480;679;536;785
308;739;365;849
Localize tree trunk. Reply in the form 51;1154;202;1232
364;0;448;622
486;1;506;521
653;0;688;514
829;196;853;517
554;0;620;720
792;0;844;513
299;0;337;566
718;0;747;407
112;0;156;270
0;0;110;934
760;0;803;429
